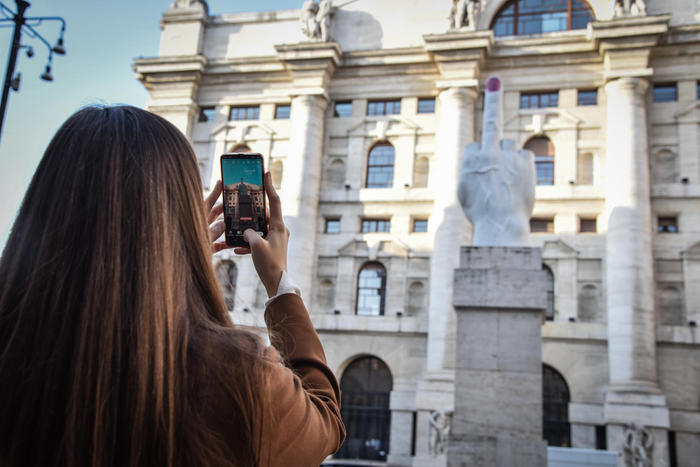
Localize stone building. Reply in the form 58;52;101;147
134;0;700;465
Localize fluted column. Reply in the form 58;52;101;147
604;77;669;464
426;86;476;372
283;94;328;302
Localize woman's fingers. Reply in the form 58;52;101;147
264;172;285;231
209;219;225;242
208;202;223;225
213;241;232;253
205;180;222;211
233;246;251;255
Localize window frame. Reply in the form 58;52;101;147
334;100;353;118
417;97;436;114
412;218;428;233
530;218;555;233
579;217;597;233
355;263;388;317
361;218;391;233
657;216;679;233
324;218;341;234
491;0;594;37
520;91;559;109
525;136;555;186
577;89;598;106
365;142;395;188
198;106;216;123
653;83;678;103
228;105;260;121
274;104;291;119
367;99;401;117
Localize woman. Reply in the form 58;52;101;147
0;105;345;466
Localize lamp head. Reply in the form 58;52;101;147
40;65;53;82
52;37;66;55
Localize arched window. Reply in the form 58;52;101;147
216;260;237;310
337;356;393;461
326;158;346;189
230;143;251;153
413;156;429;188
577;283;599;322
270;159;283;190
356;262;387;316
577;153;594;185
543;364;571;447
366;143;395;188
526;136;555;186
652;150;678;184
407;281;426;316
544;265;554;321
491;0;594;37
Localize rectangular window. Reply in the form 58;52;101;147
274;104;290;119
577;89;598;106
580;218;597;233
595;425;607;450
520;91;559;109
229;105;259;121
530;218;554;233
412;219;428;233
653;84;677;103
668;431;678;467
324;218;340;234
361;218;391;233
367;99;401;116
658;216;678;233
333;101;352;117
198;106;216;123
697;82;700;100
417;98;436;114
535;156;554;185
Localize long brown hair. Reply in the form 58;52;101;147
0;106;265;466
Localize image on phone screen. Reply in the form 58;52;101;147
221;156;266;245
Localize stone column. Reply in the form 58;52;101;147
283;94;328;302
426;86;476;373
603;77;670;464
449;247;547;467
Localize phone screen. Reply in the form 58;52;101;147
221;154;267;246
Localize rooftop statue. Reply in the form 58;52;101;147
300;0;335;41
458;77;536;246
172;0;208;12
614;0;647;17
449;0;480;31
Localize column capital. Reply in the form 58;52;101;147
438;86;478;104
423;30;492;83
291;93;329;111
604;76;650;96
275;41;341;96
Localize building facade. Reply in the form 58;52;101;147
134;0;700;465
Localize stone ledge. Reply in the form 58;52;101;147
312;314;427;334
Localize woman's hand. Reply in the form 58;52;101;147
204;180;230;253
234;172;289;297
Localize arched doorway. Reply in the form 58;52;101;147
336;356;393;461
543;364;571;447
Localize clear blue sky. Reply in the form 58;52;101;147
0;0;299;247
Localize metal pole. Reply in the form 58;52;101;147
0;0;30;141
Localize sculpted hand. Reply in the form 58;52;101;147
458;76;536;246
234;172;290;297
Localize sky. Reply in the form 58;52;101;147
0;0;300;248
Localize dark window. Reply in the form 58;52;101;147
274;104;290;119
229;105;259;121
653;84;677;103
542;364;571;447
366;143;395;188
577;89;597;106
362;219;391;233
520;91;559;109
337;356;393;460
580;218;597;233
669;431;678;467
334;100;352;117
658;217;678;233
198;106;216;123
325;218;341;234
595;425;607;450
417;98;436;114
367;99;401;116
544;265;555;321
356;263;387;316
697;82;700;100
525;137;555;185
492;0;594;37
531;218;554;233
412;219;428;233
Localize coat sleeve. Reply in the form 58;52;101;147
257;293;345;467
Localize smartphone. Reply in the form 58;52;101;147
220;153;267;247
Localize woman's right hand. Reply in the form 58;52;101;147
234;171;290;297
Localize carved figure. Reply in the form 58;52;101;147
173;0;207;11
300;0;319;39
622;423;654;467
450;0;478;30
466;0;480;30
458;76;535;246
428;410;451;456
316;0;333;41
614;0;647;17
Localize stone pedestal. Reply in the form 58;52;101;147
448;247;547;467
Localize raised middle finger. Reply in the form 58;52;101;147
264;172;285;231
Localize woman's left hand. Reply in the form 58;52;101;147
204;180;230;253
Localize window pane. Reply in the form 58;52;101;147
580;218;597;233
657;217;678;233
275;104;290;119
334;101;352;117
577;89;597;106
198;107;216;123
325;219;341;234
356;265;386;316
417;98;435;114
531;218;554;233
412;219;428;232
367;145;395;188
653;84;677;103
536;157;554;185
229;105;260;121
367;100;400;116
493;0;592;36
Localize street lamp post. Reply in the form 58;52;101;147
0;0;66;142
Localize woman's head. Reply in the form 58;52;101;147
0;105;234;465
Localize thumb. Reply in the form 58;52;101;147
243;229;262;247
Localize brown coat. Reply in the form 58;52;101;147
196;293;345;467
